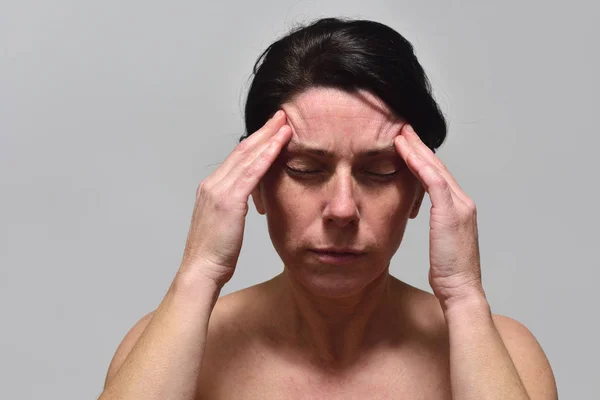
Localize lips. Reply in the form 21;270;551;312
309;248;365;264
311;248;365;255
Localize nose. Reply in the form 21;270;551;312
322;172;360;227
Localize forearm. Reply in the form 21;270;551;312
100;268;221;400
443;293;530;400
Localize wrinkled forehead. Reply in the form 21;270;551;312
281;88;405;152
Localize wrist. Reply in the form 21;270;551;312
439;286;491;318
172;266;223;302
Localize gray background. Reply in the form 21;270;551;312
1;1;598;399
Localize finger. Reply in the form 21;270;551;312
221;124;292;201
209;110;287;184
240;110;288;149
216;122;290;190
399;124;470;205
395;135;456;210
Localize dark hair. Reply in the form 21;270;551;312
241;17;447;151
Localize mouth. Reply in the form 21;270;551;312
309;249;366;264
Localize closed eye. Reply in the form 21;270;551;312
366;171;398;177
285;166;399;179
285;166;322;175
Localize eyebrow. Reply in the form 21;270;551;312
285;141;397;158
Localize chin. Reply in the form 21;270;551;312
284;259;387;299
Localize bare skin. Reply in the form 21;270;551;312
108;271;551;399
101;88;556;399
196;272;454;399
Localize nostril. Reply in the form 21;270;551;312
323;202;360;227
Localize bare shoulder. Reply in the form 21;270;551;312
104;280;273;396
388;276;448;333
492;314;558;399
206;276;279;347
104;310;156;388
208;277;276;332
392;279;559;399
196;279;277;396
389;278;558;398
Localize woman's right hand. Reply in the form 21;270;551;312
178;110;291;288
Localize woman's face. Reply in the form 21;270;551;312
253;87;425;298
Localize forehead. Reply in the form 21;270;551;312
280;87;404;152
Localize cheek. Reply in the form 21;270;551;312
368;192;410;235
262;172;313;240
364;178;418;240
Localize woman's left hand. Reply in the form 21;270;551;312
394;124;485;309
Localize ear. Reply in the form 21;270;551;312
251;183;266;215
409;185;426;219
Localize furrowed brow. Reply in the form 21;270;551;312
286;141;397;158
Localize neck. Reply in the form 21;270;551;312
276;268;396;370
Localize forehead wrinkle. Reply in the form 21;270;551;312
280;88;404;155
285;87;395;121
286;139;398;160
285;110;395;140
298;87;394;116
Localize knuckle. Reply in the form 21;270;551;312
235;138;252;154
464;199;477;214
408;152;420;164
264;140;280;155
198;183;228;210
435;158;448;171
196;181;204;196
243;144;274;178
241;160;260;182
261;144;280;165
430;172;448;188
196;179;210;198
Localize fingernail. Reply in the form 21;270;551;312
274;110;283;119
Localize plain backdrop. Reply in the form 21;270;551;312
1;1;598;399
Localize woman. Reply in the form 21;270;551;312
99;18;557;399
